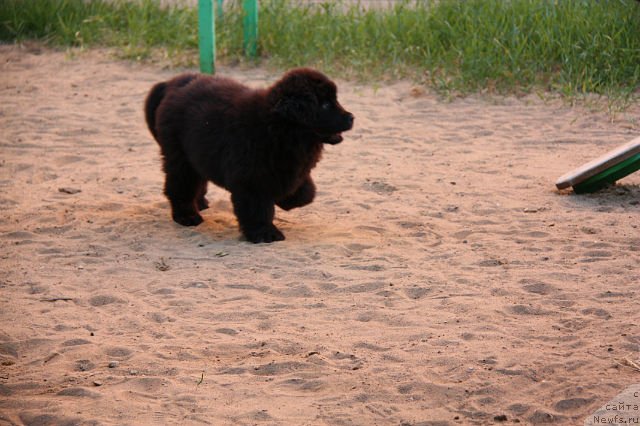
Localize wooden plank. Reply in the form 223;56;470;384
573;154;640;193
555;136;640;190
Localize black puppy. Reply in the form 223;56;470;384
144;68;354;243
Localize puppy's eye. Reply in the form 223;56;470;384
321;101;331;110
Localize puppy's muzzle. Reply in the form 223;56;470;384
344;112;354;129
324;113;354;145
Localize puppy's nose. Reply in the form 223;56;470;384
346;113;354;127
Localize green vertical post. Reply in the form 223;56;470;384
198;0;215;74
216;0;224;22
243;0;258;58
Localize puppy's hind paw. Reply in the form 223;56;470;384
172;212;204;227
245;225;285;244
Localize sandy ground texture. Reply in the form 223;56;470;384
1;44;639;425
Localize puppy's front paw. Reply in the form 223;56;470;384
245;225;285;244
172;212;204;227
197;197;210;211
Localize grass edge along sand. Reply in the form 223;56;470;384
1;0;639;101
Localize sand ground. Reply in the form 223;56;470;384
0;44;639;425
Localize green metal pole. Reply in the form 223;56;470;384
198;0;215;74
243;0;258;58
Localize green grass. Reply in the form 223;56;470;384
0;0;200;64
2;0;640;99
255;0;640;98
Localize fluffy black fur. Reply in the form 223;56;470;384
144;68;354;243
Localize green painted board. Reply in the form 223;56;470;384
555;137;640;193
573;153;640;194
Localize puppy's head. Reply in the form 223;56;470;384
269;68;354;144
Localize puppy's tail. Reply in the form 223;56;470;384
144;81;168;140
144;74;199;140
